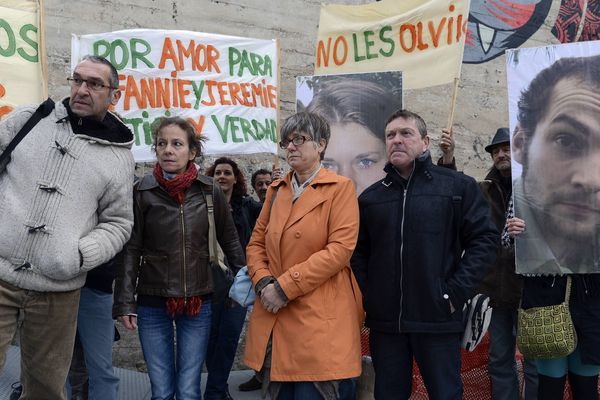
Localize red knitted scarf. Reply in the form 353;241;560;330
153;161;197;204
165;297;202;318
153;161;202;317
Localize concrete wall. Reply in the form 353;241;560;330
41;0;578;181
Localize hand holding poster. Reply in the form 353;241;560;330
72;29;278;161
0;0;45;118
506;41;600;275
314;0;470;89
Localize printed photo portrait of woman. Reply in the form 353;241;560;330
296;71;403;195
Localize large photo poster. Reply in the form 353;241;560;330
72;29;278;161
296;71;402;195
506;41;600;275
0;0;45;119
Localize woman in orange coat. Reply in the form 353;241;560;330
244;112;364;399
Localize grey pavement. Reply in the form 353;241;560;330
0;345;263;399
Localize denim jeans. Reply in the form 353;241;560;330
488;308;538;400
138;299;212;400
277;382;325;400
0;279;80;400
276;379;356;400
204;299;247;400
67;287;119;400
369;330;462;400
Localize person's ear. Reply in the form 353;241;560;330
188;147;197;161
110;89;121;106
512;125;525;164
422;135;430;151
317;138;326;153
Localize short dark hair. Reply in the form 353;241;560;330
251;168;271;188
151;116;206;156
280;112;330;160
385;109;428;138
81;55;119;90
306;79;402;143
205;157;247;197
517;55;600;166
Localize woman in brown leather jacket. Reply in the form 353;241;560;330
113;117;245;400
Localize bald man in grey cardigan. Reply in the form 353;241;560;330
0;56;134;399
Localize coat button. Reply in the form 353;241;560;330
294;231;301;238
292;271;300;279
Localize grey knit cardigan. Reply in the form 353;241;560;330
0;99;135;292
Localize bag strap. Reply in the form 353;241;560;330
519;276;573;309
564;276;572;304
205;188;228;273
0;98;55;169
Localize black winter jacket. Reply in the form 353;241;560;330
231;195;262;251
351;152;499;333
478;168;522;309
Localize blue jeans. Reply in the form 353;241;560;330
278;382;325;400
138;300;212;400
277;380;356;400
369;330;462;400
488;308;538;400
67;287;119;400
204;299;247;399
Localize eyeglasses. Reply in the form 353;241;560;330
67;77;117;91
279;135;312;149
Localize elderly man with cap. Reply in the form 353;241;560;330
478;128;538;400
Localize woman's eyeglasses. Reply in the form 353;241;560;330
279;135;312;149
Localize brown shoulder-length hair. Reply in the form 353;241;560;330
205;157;248;198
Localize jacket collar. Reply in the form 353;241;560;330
55;98;134;148
484;166;507;183
271;166;341;190
483;166;512;198
383;150;433;185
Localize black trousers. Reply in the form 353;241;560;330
369;330;462;400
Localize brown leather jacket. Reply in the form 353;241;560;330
113;172;245;317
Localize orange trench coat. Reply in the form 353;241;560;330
244;168;364;382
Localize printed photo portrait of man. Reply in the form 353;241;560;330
507;43;600;275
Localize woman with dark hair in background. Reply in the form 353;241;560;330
204;157;261;400
113;117;245;400
306;79;402;195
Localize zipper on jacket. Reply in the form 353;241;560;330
399;188;407;331
397;162;414;332
180;204;188;301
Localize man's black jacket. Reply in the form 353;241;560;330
478;167;522;309
351;152;499;333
